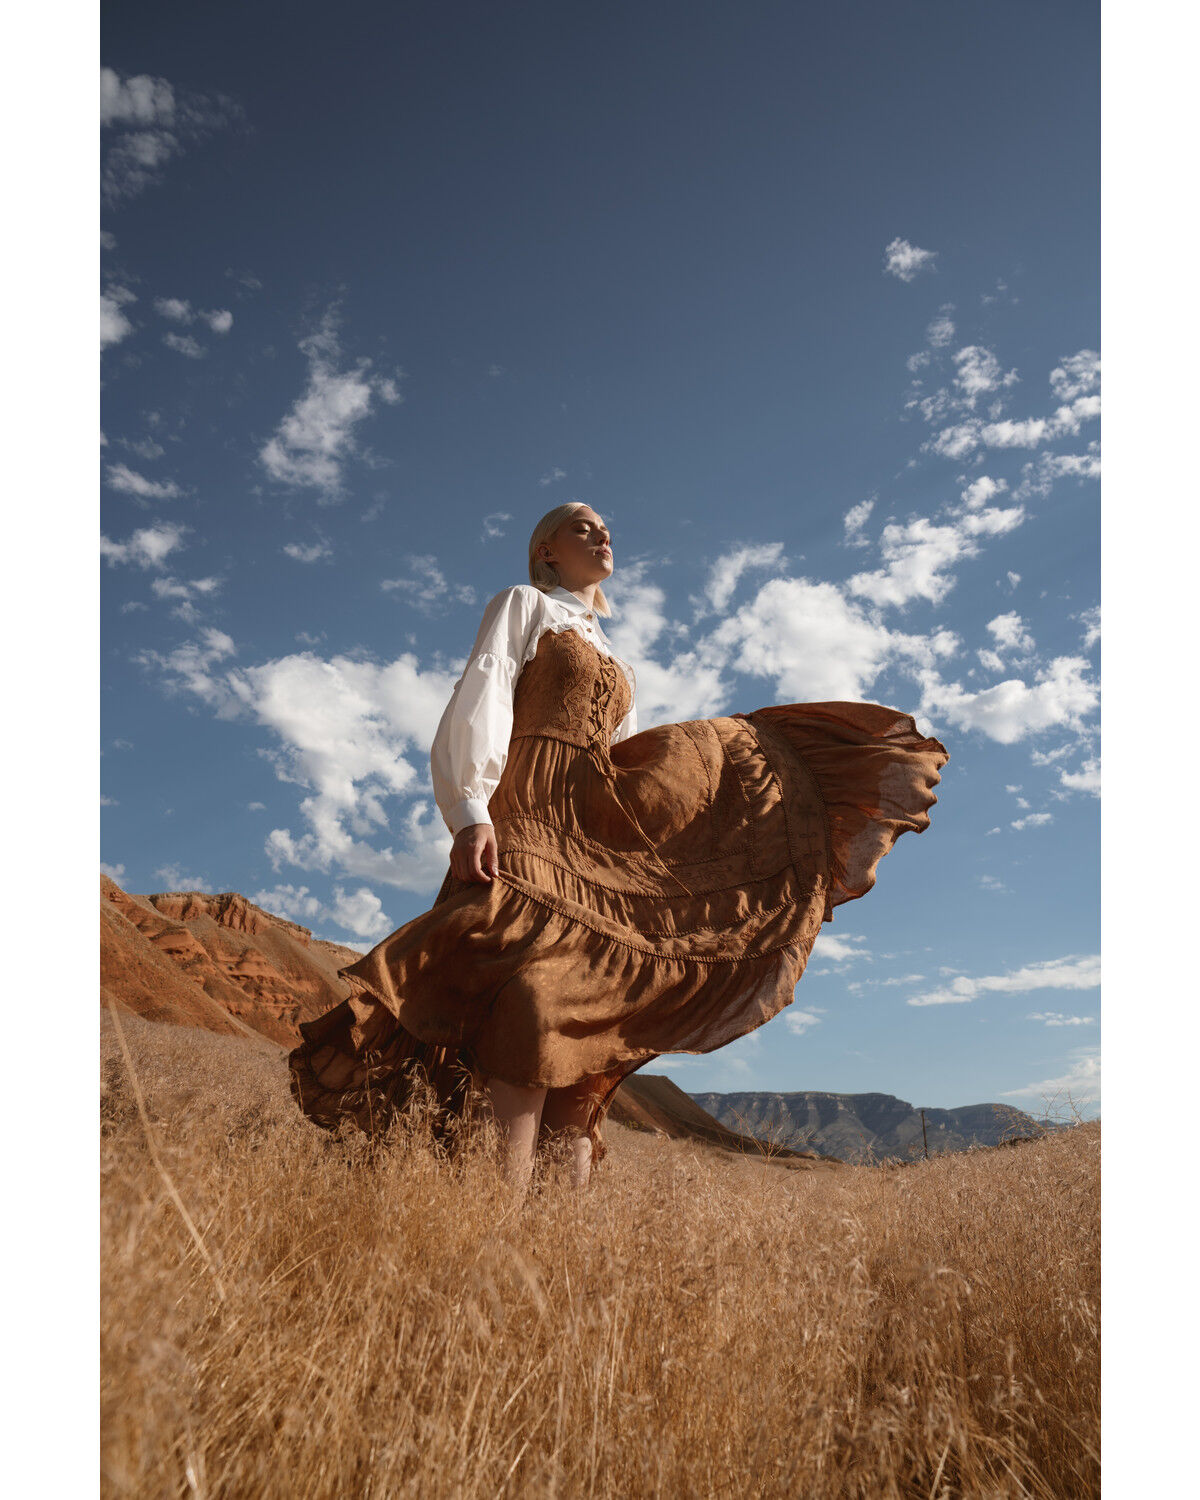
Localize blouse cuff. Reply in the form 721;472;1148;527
447;797;494;836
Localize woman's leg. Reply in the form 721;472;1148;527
541;1082;597;1190
485;1076;547;1190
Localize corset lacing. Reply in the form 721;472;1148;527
586;657;696;899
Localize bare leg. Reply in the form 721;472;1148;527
485;1076;547;1192
542;1082;597;1190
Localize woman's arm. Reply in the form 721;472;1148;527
430;586;538;878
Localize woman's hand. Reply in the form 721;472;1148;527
451;823;499;884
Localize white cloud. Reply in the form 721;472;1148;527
100;521;186;569
163;332;205;359
104;463;182;501
155;297;192;322
1027;1012;1096;1027
811;932;870;964
701;542;788;614
986;611;1035;656
783;1008;823;1037
101;68;175;127
953;345;1019;406
884;237;938;282
381;556;476;614
917;655;1097;744
926;309;955;347
1049;350;1100;403
100;862;127;883
142;633;461;892
101;286;136;350
481;511;511;540
253;882;391;939
1059;758;1100;796
1014;448;1102;499
713;574;956;700
538;467;567;486
1011;811;1053;830
1000;1046;1099;1104
100;66;238;204
259;310;401;499
154;863;214;893
1006;571;1021;590
154;297;233;336
1078;607;1101;649
908;954;1099;1007
254;884;323;923
149;576;222;622
283;540;334;564
960;475;1007;510
842;498;875;547
846;504;1023;610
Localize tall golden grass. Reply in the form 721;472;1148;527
101;1011;1099;1499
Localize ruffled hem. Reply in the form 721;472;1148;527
742;702;948;914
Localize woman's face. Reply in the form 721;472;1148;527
541;507;613;588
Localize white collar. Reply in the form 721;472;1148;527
547;585;599;617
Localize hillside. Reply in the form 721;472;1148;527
692;1089;1045;1162
100;874;361;1047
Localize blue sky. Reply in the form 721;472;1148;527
99;0;1100;1113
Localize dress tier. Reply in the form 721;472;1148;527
288;625;949;1160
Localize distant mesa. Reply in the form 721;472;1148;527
691;1089;1047;1163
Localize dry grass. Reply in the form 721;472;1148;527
101;1011;1099;1499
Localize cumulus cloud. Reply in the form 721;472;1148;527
953;345;1019;407
846;504;1024;610
916;655;1097;745
811;932;870;964
164;332;205;359
154;297;233;339
884;237;938;282
538;468;567;486
783;1008;823;1037
141;632;462;892
986;611;1035;657
1058;758;1100;796
283;540;334;564
153;863;214;893
104;463;182;501
254;882;392;939
259;310;402;499
700;542;788;614
481;511;511;541
1049;350;1100;403
101;286;136;350
712;574;957;701
927;309;956;347
1011;811;1053;830
100;862;127;883
1028;1012;1096;1027
1000;1046;1099;1104
150;575;222;623
100;521;186;569
101;65;239;204
908;954;1099;1007
842;498;875;547
381;556;476;614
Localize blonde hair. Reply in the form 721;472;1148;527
527;502;612;616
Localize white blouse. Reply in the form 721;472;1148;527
430;584;639;835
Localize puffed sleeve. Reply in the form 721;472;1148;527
430;586;539;835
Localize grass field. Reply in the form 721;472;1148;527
101;1009;1099;1499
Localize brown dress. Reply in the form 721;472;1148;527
288;626;949;1162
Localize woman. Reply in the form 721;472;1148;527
289;503;949;1191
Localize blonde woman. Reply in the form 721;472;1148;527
290;503;948;1190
